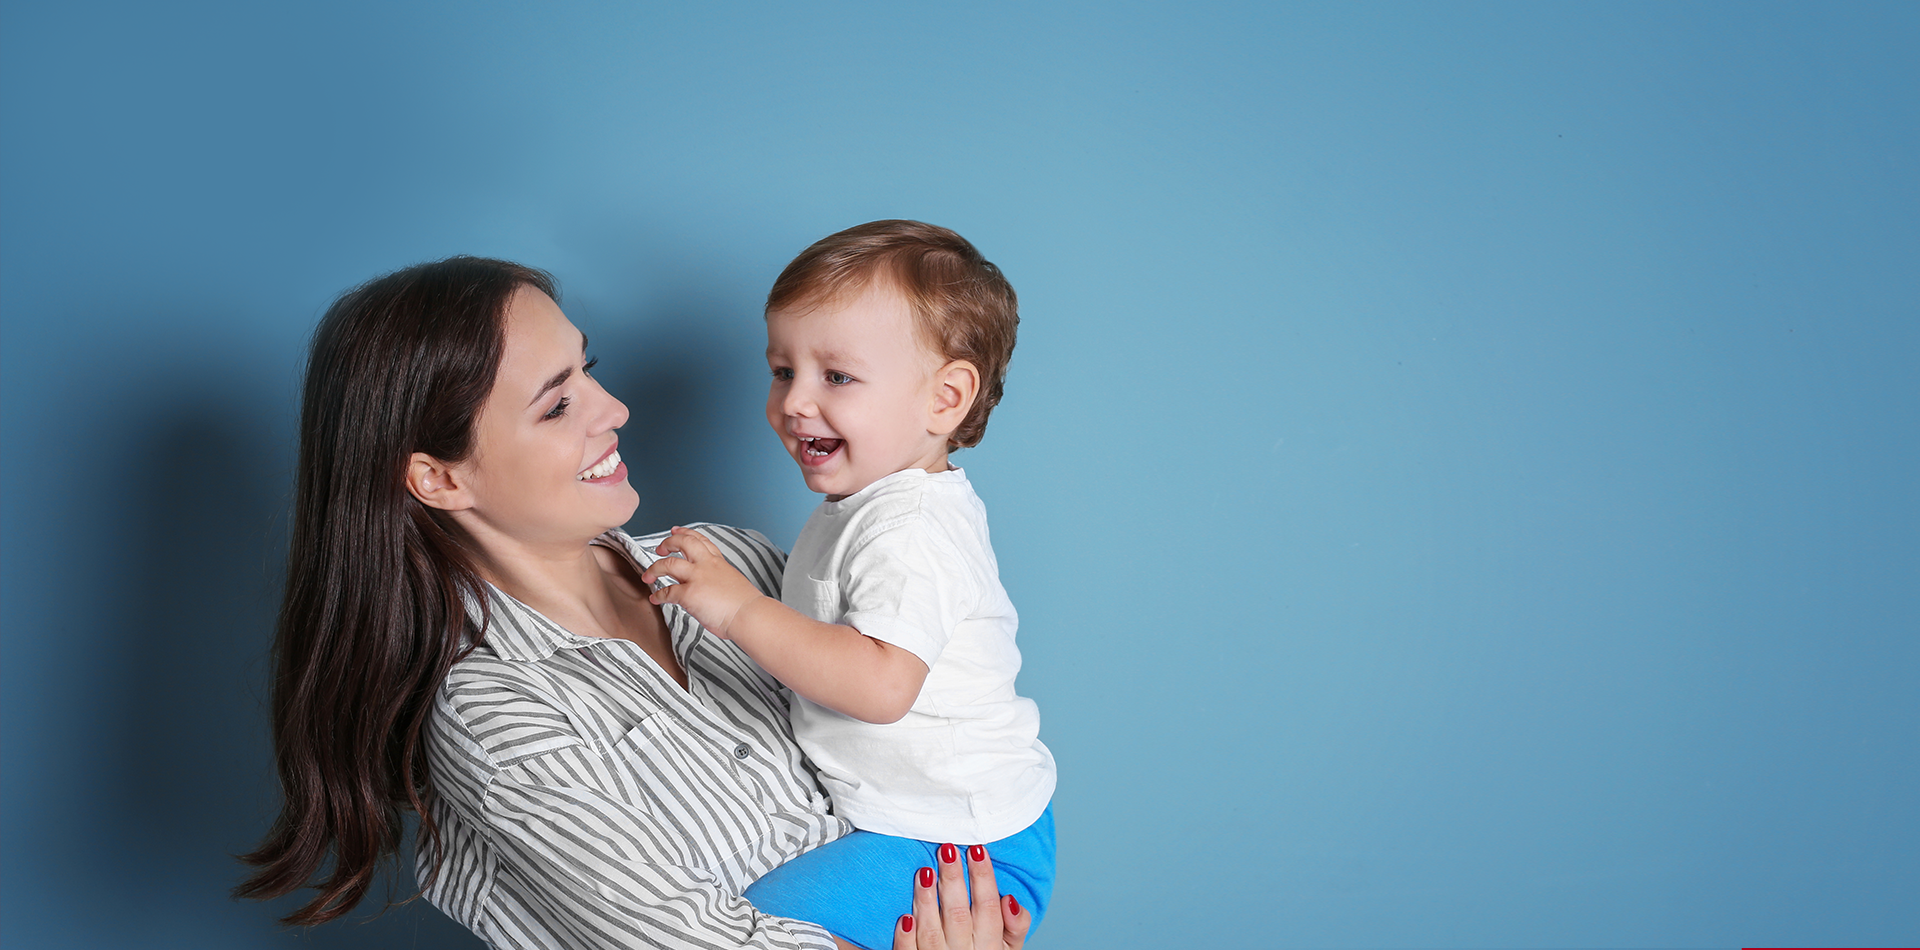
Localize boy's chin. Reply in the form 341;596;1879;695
800;470;856;498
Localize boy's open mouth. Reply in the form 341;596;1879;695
799;437;843;460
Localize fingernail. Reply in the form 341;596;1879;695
939;843;957;864
917;867;934;887
1008;895;1021;916
969;844;985;862
899;915;913;933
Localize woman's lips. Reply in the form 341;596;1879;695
578;447;623;481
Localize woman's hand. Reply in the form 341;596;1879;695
892;843;1029;950
641;526;764;638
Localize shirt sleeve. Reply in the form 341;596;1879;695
474;743;838;950
838;514;979;670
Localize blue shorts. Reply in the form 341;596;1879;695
745;804;1055;950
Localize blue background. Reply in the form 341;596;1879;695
2;2;1914;947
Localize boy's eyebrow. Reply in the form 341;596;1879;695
804;347;870;369
763;343;867;368
527;333;590;408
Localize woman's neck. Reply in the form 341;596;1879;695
463;526;687;688
476;536;616;629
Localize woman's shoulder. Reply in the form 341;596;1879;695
429;653;590;775
618;522;779;553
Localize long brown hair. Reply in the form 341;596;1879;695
236;256;556;925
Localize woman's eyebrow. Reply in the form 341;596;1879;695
526;334;591;408
527;368;571;408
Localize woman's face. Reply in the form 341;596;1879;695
452;285;637;546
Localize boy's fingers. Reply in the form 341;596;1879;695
963;844;1002;947
640;556;687;586
655;527;706;556
911;866;941;949
663;527;716;559
935;843;972;944
646;580;687;607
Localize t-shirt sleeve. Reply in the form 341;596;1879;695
837;515;978;669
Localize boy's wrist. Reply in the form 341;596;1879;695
717;591;774;641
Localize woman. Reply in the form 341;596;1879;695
236;257;1028;950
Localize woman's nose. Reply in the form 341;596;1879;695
590;377;630;432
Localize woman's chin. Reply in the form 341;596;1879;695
602;482;641;526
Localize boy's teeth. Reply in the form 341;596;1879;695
579;449;621;480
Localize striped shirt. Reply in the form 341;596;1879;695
417;524;850;950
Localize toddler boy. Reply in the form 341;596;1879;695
643;220;1055;949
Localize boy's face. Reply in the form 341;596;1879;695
765;281;952;501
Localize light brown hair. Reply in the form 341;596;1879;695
766;220;1019;449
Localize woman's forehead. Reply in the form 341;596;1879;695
497;288;584;393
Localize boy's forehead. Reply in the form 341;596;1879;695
771;276;906;321
767;281;931;357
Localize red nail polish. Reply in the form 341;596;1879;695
899;915;913;933
939;842;957;863
969;844;986;862
1007;895;1021;915
918;867;934;887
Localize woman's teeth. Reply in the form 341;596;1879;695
800;437;843;457
579;450;621;480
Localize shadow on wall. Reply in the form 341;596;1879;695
97;387;483;946
588;296;760;534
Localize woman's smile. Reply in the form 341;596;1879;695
451;285;639;542
579;443;625;481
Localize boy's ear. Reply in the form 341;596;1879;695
406;452;476;511
927;359;981;438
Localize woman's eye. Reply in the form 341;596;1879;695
583;356;598;375
543;396;571;419
825;371;852;385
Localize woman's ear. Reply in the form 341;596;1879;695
927;359;981;439
406;453;475;511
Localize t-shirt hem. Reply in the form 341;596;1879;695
837;775;1056;844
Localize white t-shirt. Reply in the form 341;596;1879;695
781;466;1056;843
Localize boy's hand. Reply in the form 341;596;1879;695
641;526;766;639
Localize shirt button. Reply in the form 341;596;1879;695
733;743;751;760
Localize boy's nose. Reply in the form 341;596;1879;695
782;387;816;417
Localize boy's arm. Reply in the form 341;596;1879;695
642;527;929;724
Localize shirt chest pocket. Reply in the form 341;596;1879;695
606;712;773;872
787;575;844;624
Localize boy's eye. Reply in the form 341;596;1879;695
825;371;853;385
771;367;794;382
